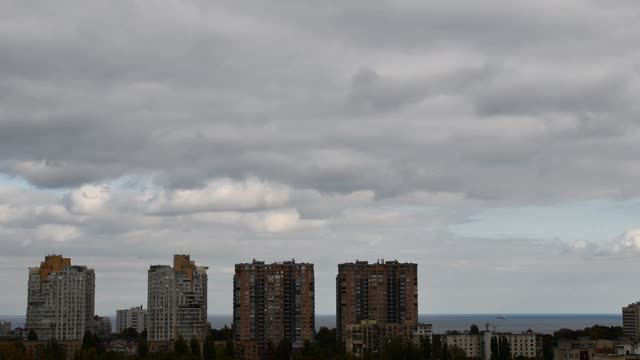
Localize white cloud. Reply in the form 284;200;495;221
34;224;80;243
67;184;111;214
145;178;290;214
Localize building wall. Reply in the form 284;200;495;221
147;255;208;343
0;322;10;336
116;306;147;334
345;321;432;358
623;303;640;340
442;331;538;360
25;256;95;341
336;260;418;345
233;259;315;356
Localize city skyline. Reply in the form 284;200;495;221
0;255;634;317
3;0;640;318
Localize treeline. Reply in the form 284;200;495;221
553;325;624;341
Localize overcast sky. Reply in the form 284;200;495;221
2;0;640;316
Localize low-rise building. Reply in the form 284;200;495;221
344;320;432;357
105;339;138;355
93;315;113;339
116;306;147;335
555;337;617;360
443;330;540;360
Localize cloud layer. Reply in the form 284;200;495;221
2;0;640;316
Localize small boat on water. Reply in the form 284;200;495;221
496;315;508;320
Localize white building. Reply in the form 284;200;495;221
25;255;95;341
443;330;539;360
0;321;11;336
147;255;208;342
116;306;147;335
623;302;640;340
93;315;113;339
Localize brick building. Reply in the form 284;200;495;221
336;260;418;346
233;259;315;360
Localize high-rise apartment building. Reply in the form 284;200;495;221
147;255;208;343
233;259;315;360
623;302;640;339
26;255;95;341
336;260;418;345
116;306;147;334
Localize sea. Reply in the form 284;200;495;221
0;314;621;335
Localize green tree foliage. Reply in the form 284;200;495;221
441;342;449;360
28;329;39;341
43;339;65;360
553;326;623;341
419;335;432;360
0;342;30;360
174;336;189;356
470;325;480;335
432;335;442;360
190;338;201;358
542;335;553;360
202;335;217;360
122;328;139;339
448;345;467;360
223;341;234;358
490;336;499;360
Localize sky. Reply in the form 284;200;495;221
1;0;640;316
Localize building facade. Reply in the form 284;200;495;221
443;331;540;360
0;321;10;336
233;259;315;359
25;255;95;341
147;255;208;343
623;303;640;340
116;306;147;335
336;260;418;345
93;315;113;339
344;320;432;357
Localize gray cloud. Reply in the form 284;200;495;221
1;0;640;315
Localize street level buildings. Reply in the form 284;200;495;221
443;331;541;360
345;320;432;357
336;260;418;345
147;255;208;343
233;259;315;360
623;302;640;340
25;255;95;341
116;305;147;335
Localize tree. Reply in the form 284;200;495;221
122;327;138;339
137;337;149;358
448;345;467;360
419;335;432;360
275;338;292;360
224;340;234;358
382;337;404;360
470;325;480;335
490;336;499;360
43;339;65;360
442;342;449;360
190;337;202;358
175;336;189;356
432;335;442;360
498;336;511;360
542;335;553;360
28;329;38;341
203;335;217;360
82;330;98;349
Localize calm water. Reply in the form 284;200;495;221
1;314;620;335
